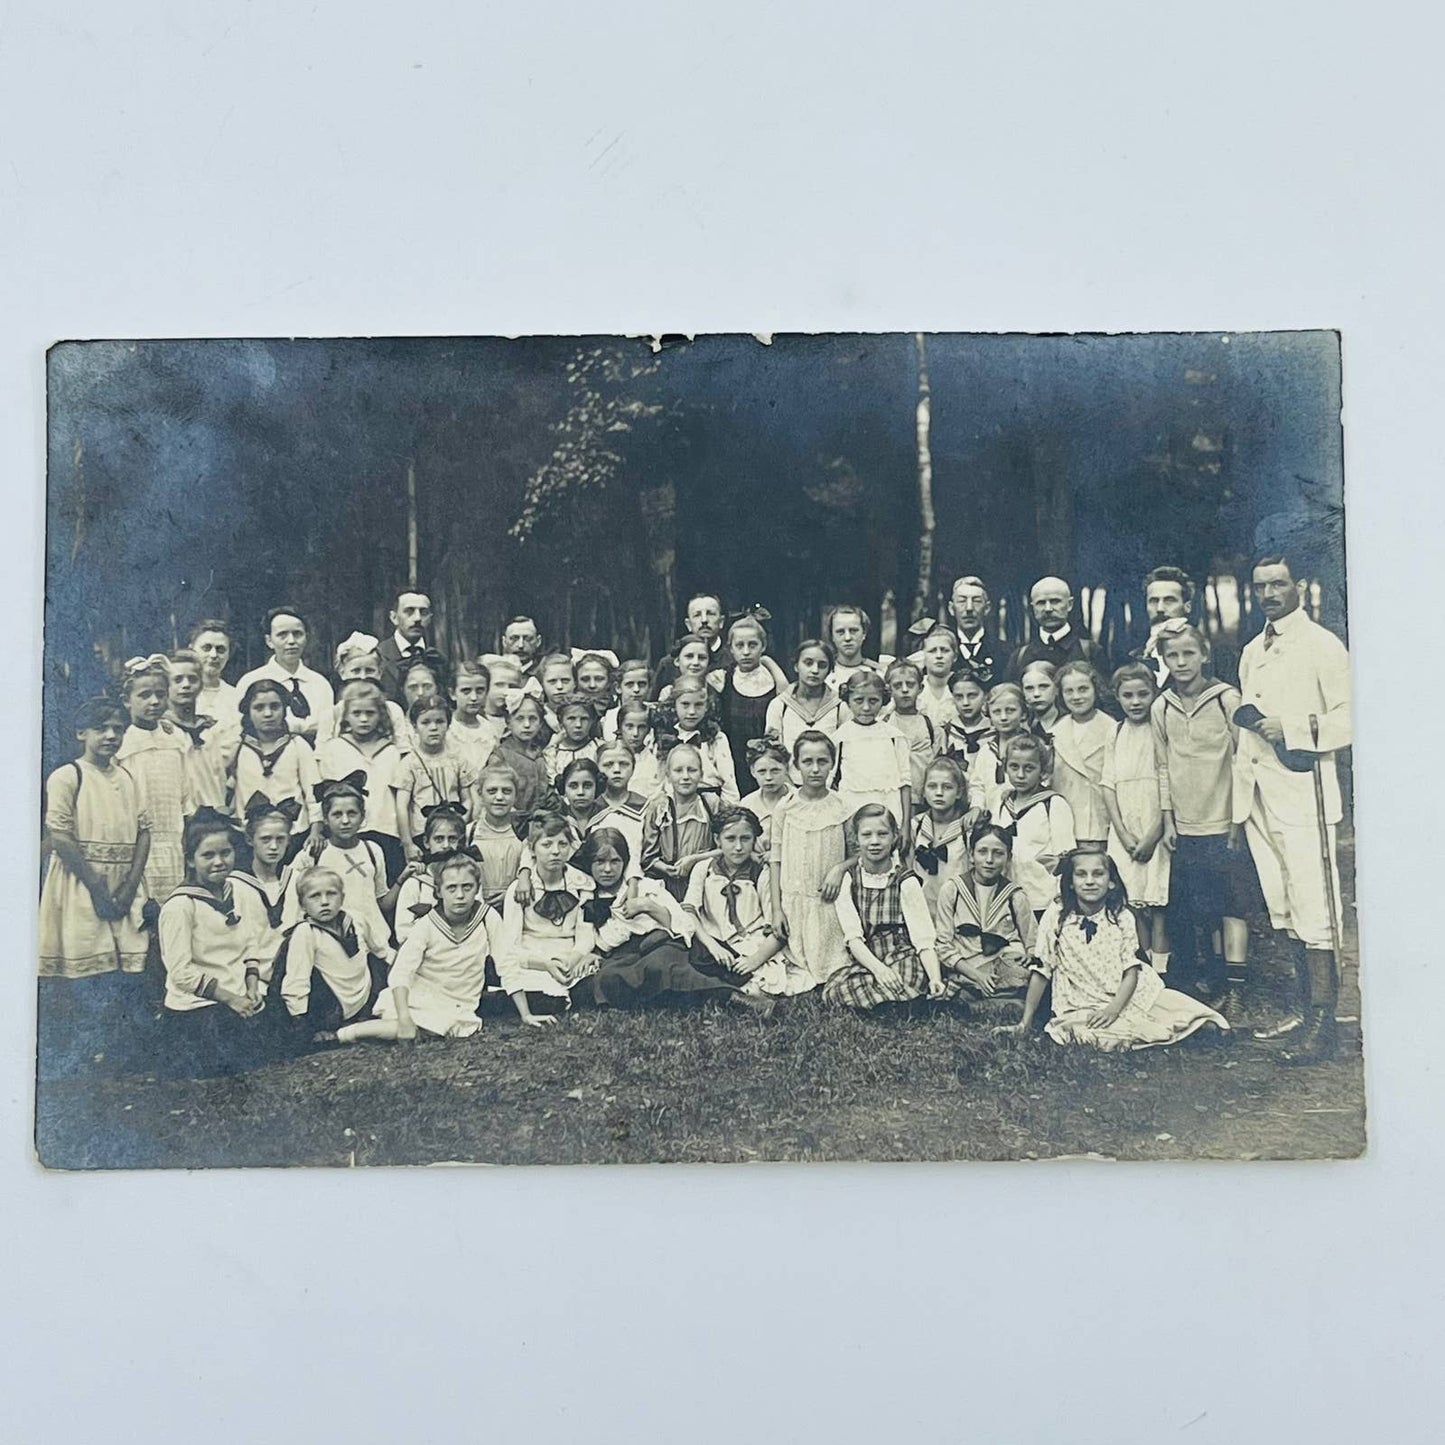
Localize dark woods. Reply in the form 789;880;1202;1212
44;331;1345;773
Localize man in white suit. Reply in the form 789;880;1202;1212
1233;555;1352;1064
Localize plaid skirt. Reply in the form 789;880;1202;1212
823;931;931;1011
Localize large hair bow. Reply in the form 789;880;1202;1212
745;731;787;763
244;793;303;826
188;804;239;833
422;843;484;868
313;770;369;803
123;653;170;677
730;603;772;624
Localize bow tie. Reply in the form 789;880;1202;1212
956;922;1010;956
534;888;580;925
172;715;217;747
581;896;614;927
915;842;948;875
1079;916;1099;942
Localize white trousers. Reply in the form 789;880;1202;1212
1243;788;1342;951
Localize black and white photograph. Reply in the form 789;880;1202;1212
37;329;1361;1168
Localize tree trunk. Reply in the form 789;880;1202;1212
911;333;935;623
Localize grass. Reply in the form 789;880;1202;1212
35;938;1365;1170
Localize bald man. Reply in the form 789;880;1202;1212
1006;576;1109;682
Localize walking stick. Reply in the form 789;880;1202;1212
1309;715;1345;963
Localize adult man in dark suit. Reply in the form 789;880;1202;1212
1132;565;1239;687
1005;576;1109;681
906;574;1001;686
376;588;434;701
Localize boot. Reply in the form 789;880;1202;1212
1255;940;1309;1042
1281;949;1339;1066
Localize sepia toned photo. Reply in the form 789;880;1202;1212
36;330;1361;1168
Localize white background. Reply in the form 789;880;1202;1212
2;4;1441;1440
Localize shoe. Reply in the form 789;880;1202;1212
1280;1007;1339;1066
728;991;777;1020
1254;1012;1306;1042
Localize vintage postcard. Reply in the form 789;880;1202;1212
36;331;1361;1167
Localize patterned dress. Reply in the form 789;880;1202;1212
1032;904;1227;1050
116;721;190;903
769;789;852;986
397;747;476;844
824;865;934;1009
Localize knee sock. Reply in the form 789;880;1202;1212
1150;950;1171;976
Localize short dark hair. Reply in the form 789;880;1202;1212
685;592;724;614
1252;552;1296;580
1143;565;1195;603
188;618;232;645
392;588;432;611
263;605;308;635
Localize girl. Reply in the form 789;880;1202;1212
933;823;1037;999
716;613;780;785
687;806;812;999
591;741;651;866
232;678;323;857
1006;850;1227;1050
116;655;190;903
273;866;393;1041
575;827;740;1007
318;679;407;879
823;604;892;693
543;694;601;781
656;632;714;705
996;734;1076;917
189;619;239;725
287;775;403;942
38;698;152;1077
335;853;500;1044
967;682;1029;821
485;656;525;723
601;659;651;739
1154;620;1250;1005
395;693;476;857
640;744;721;900
884;659;940;796
1020;660;1062;736
557;757;610;842
1101;664;1171;965
167;648;239;813
327;633;411;746
393;803;469;943
615;700;664;798
536;652;577;736
1048;661;1115;849
911;755;970;919
485;693;554;818
764;638;846;769
739;735;793;859
472;765;525;909
830;671;912;838
657;680;740;803
231;794;302;965
157;808;281;1077
400;654;449;713
942;669;992;765
449;659;504;773
573;652;617;711
824;804;943;1010
495;813;598;1027
916;624;964;731
769;730;852;988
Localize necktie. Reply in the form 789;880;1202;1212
286;679;311;719
404;643;424;658
1264;622;1278;651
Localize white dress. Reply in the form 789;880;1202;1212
830;718;911;824
376;903;500;1037
1101;719;1171;908
494;865;599;999
769;790;852;985
998;789;1076;914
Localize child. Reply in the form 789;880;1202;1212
655;633;714;705
557;757;610;842
764;638;846;767
156;808;280;1077
486;693;555;818
739;735;793;859
536;652;577;737
942;669;992;764
716;613;780;785
967;682;1029;821
116;655;191;903
273;866;394;1040
1101;664;1171;966
912;755;970;919
543;694;602;781
933;822;1037;999
38;698;152;1077
472;765;526;910
1154;620;1250;1005
884;659;940;796
916;624;964;731
1020;660;1062;736
231;794;302;964
769;730;852;988
573;652;617;711
167;648;240;813
189;619;239;725
831;671;912;837
687;805;812;998
318;679;407;879
591;741;651;866
287;775;403;943
615;700;664;798
495;813;598;1026
335;853;500;1043
824;804;943;1009
657;680;740;803
996;734;1076;916
1005;850;1227;1050
400;654;449;714
397;695;476;857
232;678;323;857
601;659;651;739
448;659;504;774
394;803;469;943
485;656;525;723
1048;661;1115;848
326;633;411;746
574;827;743;1007
640;744;721;900
823;604;892;692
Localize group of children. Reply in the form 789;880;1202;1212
40;604;1266;1080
